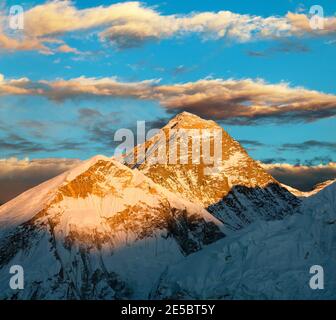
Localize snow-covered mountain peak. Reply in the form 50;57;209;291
310;179;336;195
164;112;220;130
0;156;220;231
282;178;336;198
64;154;111;181
124;112;281;207
303;179;336;214
0;155;116;230
0;155;225;299
121;113;300;230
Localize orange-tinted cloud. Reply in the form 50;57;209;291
1;74;335;124
1;1;336;53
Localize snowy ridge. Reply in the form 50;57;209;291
0;155;111;232
153;181;336;300
282;179;336;198
0;156;224;299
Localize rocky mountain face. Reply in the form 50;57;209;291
123;112;300;229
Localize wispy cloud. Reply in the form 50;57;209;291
0;133;50;154
279;140;336;152
78;107;103;121
247;39;310;57
0;130;86;157
238;140;265;151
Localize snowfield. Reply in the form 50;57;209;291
153;182;336;299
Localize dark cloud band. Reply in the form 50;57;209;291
1;75;336;124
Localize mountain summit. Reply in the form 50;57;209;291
124;112;300;229
125;112;276;204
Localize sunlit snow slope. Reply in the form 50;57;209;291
0;156;223;299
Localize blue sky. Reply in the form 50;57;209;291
0;0;335;165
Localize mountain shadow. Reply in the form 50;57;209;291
207;182;301;231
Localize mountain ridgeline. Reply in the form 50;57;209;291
0;112;334;300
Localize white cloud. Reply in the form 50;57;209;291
1;1;336;53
